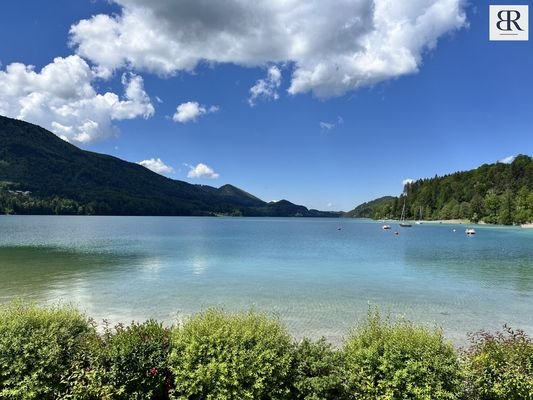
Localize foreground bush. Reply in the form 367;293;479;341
0;302;94;399
64;320;171;400
89;320;170;400
291;338;348;400
168;309;293;400
2;302;532;399
463;326;533;400
344;311;462;400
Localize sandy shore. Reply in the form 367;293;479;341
421;219;470;225
377;219;533;228
396;219;533;228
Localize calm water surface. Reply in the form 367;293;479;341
1;216;532;345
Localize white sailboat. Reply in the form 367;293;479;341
399;198;412;227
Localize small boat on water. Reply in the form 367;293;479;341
399;199;412;227
465;228;476;235
382;225;391;230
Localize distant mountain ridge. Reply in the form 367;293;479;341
0;116;338;217
344;196;396;219
347;156;533;225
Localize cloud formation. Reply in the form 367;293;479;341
320;122;335;131
248;66;282;106
138;158;175;174
173;101;219;123
498;155;516;164
70;0;467;97
0;55;154;144
186;163;220;179
320;116;344;132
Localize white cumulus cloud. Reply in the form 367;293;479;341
0;55;154;144
248;66;282;106
186;163;220;179
69;0;467;98
498;155;516;164
138;158;175;174
402;178;415;186
172;101;219;123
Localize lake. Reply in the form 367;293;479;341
0;215;532;345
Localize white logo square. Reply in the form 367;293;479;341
490;5;529;41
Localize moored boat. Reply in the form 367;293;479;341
399;199;412;227
465;228;476;235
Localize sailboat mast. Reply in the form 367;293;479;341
399;197;412;227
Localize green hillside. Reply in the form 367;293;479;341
344;196;396;218
0;116;337;217
347;156;533;225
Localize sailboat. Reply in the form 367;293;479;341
399;198;412;227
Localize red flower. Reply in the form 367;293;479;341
149;367;158;376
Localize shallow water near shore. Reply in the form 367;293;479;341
1;215;532;345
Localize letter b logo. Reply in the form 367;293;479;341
490;5;529;40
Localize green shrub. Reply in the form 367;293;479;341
344;310;462;400
463;326;533;400
291;337;348;400
5;302;533;400
66;319;171;400
0;301;94;399
168;309;293;400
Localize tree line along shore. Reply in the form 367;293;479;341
346;155;533;226
1;302;531;400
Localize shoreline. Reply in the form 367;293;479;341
378;219;471;225
419;219;470;225
378;218;533;228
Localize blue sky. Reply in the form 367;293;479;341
0;0;532;211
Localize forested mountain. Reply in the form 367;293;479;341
347;156;533;225
0;116;337;217
344;196;396;219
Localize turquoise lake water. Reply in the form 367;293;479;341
0;215;532;345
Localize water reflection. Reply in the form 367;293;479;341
0;245;150;300
191;256;207;275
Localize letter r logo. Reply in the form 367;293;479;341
496;10;523;31
490;5;529;41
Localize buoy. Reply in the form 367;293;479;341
394;231;399;235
